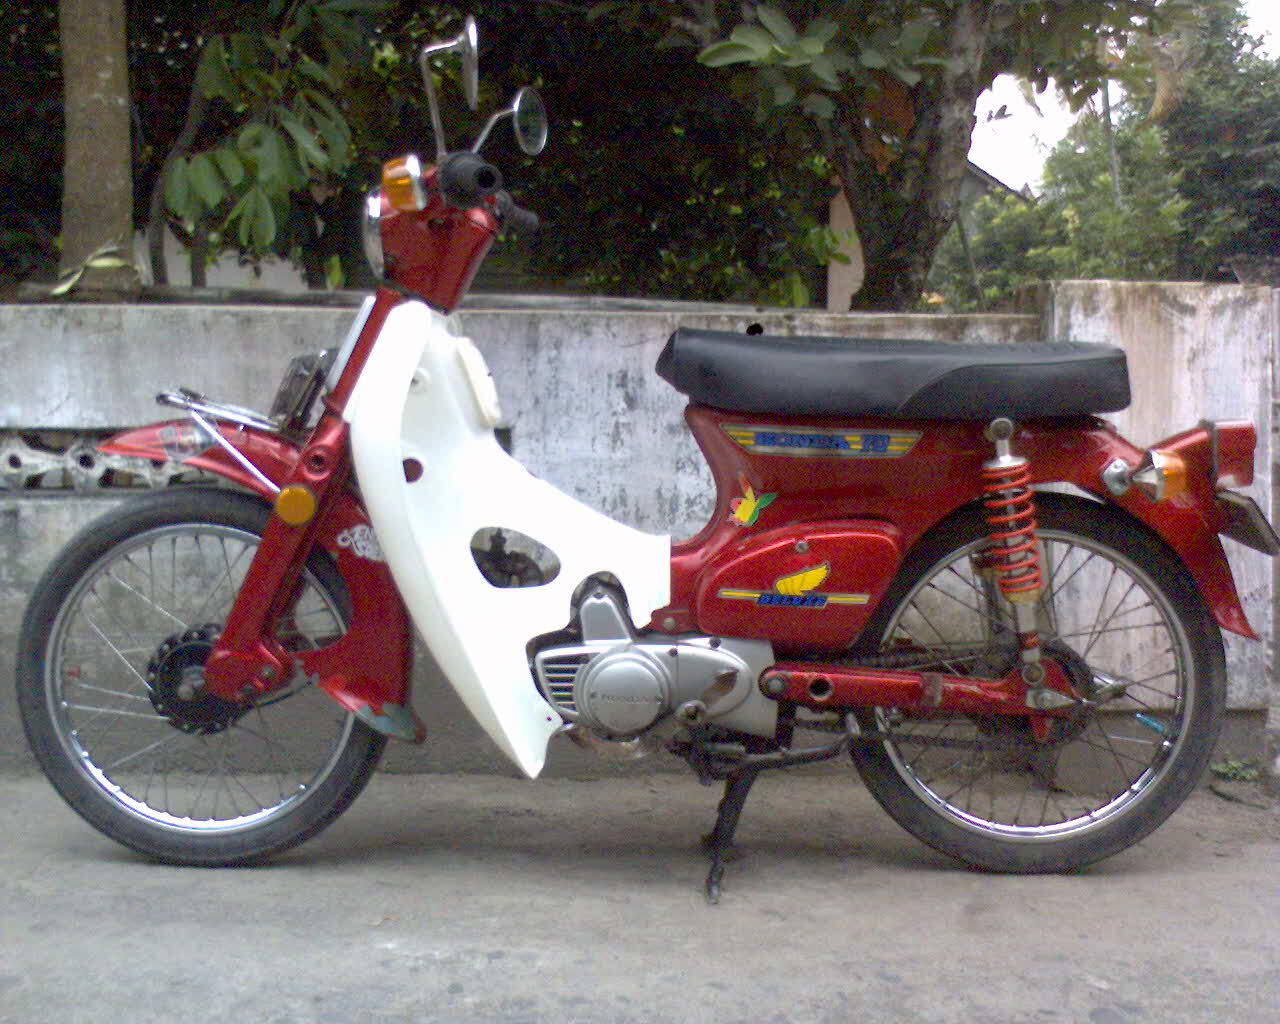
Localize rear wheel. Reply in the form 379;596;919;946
849;495;1225;873
17;487;386;865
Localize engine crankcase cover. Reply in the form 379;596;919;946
573;645;672;737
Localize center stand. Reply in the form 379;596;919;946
672;712;856;904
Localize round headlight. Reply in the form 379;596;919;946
361;189;384;278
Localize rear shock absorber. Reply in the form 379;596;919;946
981;419;1069;710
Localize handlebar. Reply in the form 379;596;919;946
435;153;538;234
496;190;539;234
437;152;503;208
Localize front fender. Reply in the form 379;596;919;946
99;421;423;740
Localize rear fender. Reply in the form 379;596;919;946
1028;420;1260;640
99;421;422;740
100;419;294;499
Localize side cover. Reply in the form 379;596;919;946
344;301;671;778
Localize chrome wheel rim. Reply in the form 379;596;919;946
874;528;1192;842
45;523;355;836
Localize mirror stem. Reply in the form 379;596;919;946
418;46;451;162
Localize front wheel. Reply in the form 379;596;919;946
16;487;386;865
849;495;1225;873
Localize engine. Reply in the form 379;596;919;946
531;586;777;739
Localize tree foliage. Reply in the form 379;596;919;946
929;1;1280;309
1151;4;1280;276
930;117;1188;308
148;0;389;286
624;0;1193;309
0;3;62;286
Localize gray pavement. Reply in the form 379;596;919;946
1;770;1278;1024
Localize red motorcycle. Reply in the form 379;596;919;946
18;18;1278;901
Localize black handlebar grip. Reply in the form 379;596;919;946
505;203;540;234
495;190;540;234
437;152;504;208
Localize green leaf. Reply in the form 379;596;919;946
236;194;254;248
804;18;839;48
195;37;236;101
213;149;245;187
237;123;266;152
755;5;796;44
788;271;810;307
808;54;839;88
325;253;345;290
251;188;277;251
280;112;329;170
319;0;386;11
164;158;192;220
188;152;225;208
897;19;933;56
250;126;291;185
297;56;339;88
773;81;796;106
858;44;888;70
730;25;780;61
892;66;922;88
802;93;836;120
699;41;758;68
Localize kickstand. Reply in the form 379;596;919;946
701;768;760;905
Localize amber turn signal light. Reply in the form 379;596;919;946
276;485;318;526
382;154;428;211
1132;449;1189;503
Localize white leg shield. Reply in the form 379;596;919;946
345;301;671;777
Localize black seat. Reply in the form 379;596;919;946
655;328;1130;420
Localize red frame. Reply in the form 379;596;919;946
651;407;1256;643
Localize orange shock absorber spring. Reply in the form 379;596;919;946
980;419;1044;658
982;458;1043;600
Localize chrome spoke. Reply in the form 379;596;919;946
871;521;1194;840
43;517;358;833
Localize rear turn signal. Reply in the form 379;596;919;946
1131;449;1188;503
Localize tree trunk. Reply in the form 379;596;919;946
1100;78;1125;207
832;0;992;311
58;0;139;292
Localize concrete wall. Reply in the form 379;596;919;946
0;298;1040;774
1043;282;1277;718
1;287;1275;773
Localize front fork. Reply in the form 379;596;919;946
201;410;353;702
980;417;1074;712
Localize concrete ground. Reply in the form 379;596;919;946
1;770;1277;1024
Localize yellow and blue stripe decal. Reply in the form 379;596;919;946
723;424;921;458
717;589;870;609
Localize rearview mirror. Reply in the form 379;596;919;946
420;15;482;159
472;87;549;156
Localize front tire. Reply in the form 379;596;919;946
17;487;387;865
849;495;1225;873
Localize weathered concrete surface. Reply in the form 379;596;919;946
0;302;1039;540
1046;282;1276;714
0;772;1277;1024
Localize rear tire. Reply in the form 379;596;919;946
849;495;1225;873
17;487;386;865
